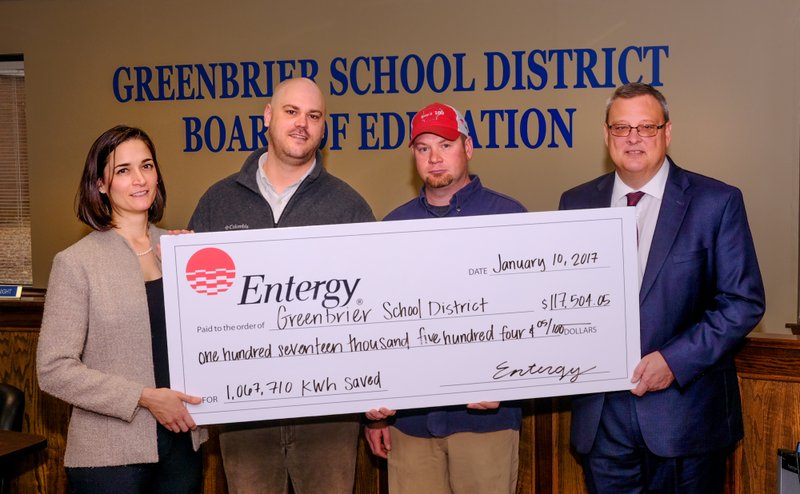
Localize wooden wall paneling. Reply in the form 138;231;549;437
735;335;800;494
4;290;800;494
554;398;587;494
354;434;385;494
200;427;227;493
517;400;536;493
0;326;53;494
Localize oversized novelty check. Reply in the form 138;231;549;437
161;208;640;426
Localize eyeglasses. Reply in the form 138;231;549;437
607;123;666;137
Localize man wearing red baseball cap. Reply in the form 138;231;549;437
364;102;526;494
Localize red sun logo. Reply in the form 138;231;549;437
185;248;236;296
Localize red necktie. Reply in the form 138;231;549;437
626;191;645;207
626;191;645;247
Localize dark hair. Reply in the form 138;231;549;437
605;83;670;124
76;125;166;231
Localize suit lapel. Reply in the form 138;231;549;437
589;173;615;208
640;160;691;302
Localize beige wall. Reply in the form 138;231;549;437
0;0;797;333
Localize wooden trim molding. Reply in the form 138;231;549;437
736;333;800;382
2;290;799;494
0;287;45;329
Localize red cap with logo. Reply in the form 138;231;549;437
409;102;469;145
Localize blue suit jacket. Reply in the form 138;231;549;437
559;158;765;457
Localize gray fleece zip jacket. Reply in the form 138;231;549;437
188;148;375;232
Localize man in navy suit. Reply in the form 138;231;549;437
559;82;765;493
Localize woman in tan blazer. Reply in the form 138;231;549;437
37;125;207;493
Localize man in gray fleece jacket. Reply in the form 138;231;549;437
188;77;374;494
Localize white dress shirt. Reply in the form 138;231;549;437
256;152;314;222
610;158;669;287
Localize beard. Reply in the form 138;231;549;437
267;127;318;166
424;173;455;189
